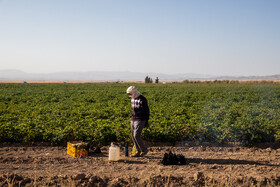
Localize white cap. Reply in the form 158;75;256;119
126;86;141;98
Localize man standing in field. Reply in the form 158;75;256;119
127;86;149;157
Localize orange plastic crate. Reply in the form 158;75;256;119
67;141;89;157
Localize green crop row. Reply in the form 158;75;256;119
0;82;280;146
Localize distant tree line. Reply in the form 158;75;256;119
145;76;159;83
182;80;278;84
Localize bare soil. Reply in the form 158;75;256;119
0;142;280;186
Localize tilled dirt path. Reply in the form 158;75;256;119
0;142;280;186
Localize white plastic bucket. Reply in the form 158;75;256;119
109;143;120;161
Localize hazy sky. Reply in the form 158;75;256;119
0;0;279;76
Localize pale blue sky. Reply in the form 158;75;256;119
0;0;279;76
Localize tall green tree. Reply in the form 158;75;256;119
155;77;159;83
145;76;153;83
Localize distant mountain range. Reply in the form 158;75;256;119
0;69;280;82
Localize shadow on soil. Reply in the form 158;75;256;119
187;158;280;167
119;160;147;164
88;152;107;157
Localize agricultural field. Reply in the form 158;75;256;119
0;82;280;146
1;82;280;186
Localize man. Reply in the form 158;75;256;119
126;86;149;157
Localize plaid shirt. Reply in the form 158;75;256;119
131;95;150;121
